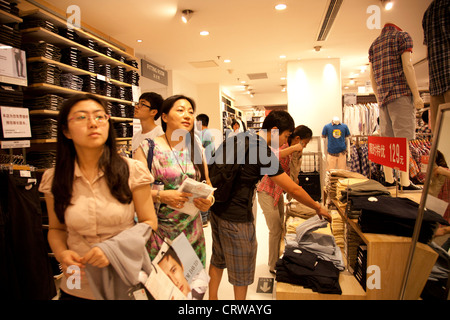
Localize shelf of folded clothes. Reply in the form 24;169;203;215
20;8;137;61
26;83;133;105
0;8;22;24
20;27;139;73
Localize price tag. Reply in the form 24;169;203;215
368;136;407;172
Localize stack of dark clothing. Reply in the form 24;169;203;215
353;245;367;290
116;86;132;101
20;19;58;34
278;215;344;294
81;75;99;94
22;41;61;62
110;103;133;118
58;27;81;44
276;246;342;295
100;46;114;58
0;0;19;16
112;66;126;82
99;64;112;78
114;122;133;138
27;62;61;86
26;151;56;169
61;47;83;69
125;60;139;69
99;81;114;97
339;179;391;219
0;24;21;48
352;195;449;244
25;94;63;111
31;118;57;139
126;70;140;86
82;39;99;51
82;57;99;74
0;85;23;107
60;73;83;91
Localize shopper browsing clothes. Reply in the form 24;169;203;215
134;95;214;266
39;94;158;300
257;125;313;273
369;22;424;191
208;111;330;300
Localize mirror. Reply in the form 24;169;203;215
401;103;450;300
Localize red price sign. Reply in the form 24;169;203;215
368;136;407;172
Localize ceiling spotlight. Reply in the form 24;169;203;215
314;46;322;52
181;9;193;23
275;4;287;11
381;0;393;10
200;30;209;36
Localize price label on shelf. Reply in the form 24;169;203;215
368;136;407;172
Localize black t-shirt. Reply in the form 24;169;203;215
211;132;284;222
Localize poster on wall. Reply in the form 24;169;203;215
0;44;27;86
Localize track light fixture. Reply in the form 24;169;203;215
181;9;193;23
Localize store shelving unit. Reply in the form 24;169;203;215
18;7;138;161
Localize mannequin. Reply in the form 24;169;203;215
422;0;450;132
322;116;350;170
369;23;424;191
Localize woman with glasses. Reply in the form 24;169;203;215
134;95;213;267
39;94;158;300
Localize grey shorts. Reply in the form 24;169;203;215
210;213;257;286
380;96;415;140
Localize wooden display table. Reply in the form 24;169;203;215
276;200;438;300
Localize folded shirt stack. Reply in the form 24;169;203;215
27;62;61;86
31;118;57;139
352;195;449;243
22;41;61;62
25;94;63;111
0;85;23;107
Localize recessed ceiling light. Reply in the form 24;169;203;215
275;4;287;10
137;39;143;43
281;77;286;80
279;55;286;59
224;59;231;63
200;31;209;36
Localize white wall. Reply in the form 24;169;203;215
287;59;342;137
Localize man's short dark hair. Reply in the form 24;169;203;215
196;113;209;127
262;110;295;133
139;92;164;120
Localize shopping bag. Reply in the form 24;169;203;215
144;232;209;300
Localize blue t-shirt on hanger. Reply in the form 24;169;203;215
322;122;351;154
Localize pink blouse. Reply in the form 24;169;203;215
39;157;153;299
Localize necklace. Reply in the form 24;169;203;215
165;133;188;177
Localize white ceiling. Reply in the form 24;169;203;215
30;0;432;103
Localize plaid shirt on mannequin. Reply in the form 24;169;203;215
369;24;414;109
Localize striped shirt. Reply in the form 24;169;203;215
369;24;413;109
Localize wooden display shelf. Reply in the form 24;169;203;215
27;57;133;88
20;27;139;73
332;199;437;300
28;109;134;122
276;269;367;300
20;8;136;60
0;9;23;24
26;83;133;105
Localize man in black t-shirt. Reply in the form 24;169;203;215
208;110;331;300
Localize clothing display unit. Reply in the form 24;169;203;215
19;7;139;165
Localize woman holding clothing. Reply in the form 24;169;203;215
39;94;158;300
134;95;213;266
